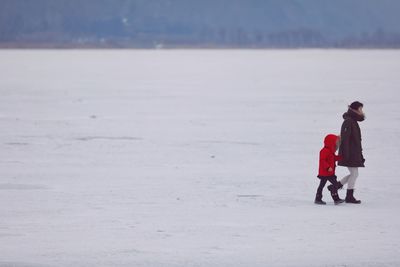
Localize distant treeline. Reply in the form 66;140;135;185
1;0;400;48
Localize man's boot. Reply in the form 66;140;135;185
345;189;361;204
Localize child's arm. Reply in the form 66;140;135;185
334;154;343;161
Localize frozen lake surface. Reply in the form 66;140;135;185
1;50;400;266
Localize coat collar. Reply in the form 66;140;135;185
343;108;365;122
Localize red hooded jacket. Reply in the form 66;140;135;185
318;134;342;178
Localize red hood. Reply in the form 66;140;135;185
324;134;339;152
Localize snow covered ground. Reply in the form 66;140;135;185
0;49;400;267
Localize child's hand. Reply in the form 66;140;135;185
328;167;333;172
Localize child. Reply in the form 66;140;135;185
315;134;345;205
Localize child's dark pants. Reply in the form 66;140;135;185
316;176;338;196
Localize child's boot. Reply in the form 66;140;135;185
328;181;344;204
345;189;361;204
330;190;345;205
328;181;343;192
314;194;326;205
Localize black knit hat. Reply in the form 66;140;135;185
349;101;363;110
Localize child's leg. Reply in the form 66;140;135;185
327;176;342;188
316;178;328;196
327;176;338;185
347;167;359;189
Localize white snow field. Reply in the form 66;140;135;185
0;50;400;267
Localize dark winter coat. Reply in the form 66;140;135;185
338;109;365;167
318;134;342;178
